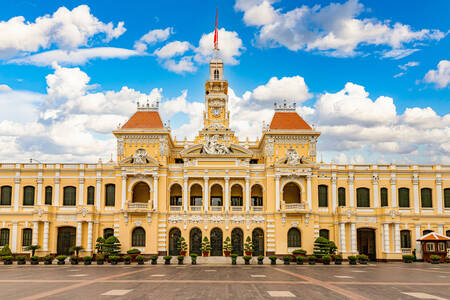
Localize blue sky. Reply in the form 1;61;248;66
0;0;448;164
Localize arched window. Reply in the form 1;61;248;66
318;185;328;207
444;188;450;208
132;227;146;247
87;186;95;205
22;228;32;247
210;184;223;206
287;228;301;248
0;228;10;246
357;188;370;207
230;184;243;206
421;188;432;208
23;186;35;206
103;228;114;239
338;187;346;206
380;187;388;207
63;186;76;206
170;184;182;206
319;229;330;240
45;186;52;205
400;230;411;249
214;69;219;80
0;186;12;206
251;184;263;206
105;184;115;207
283;182;301;204
398;188;410;208
190;184;203;206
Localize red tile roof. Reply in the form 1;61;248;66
418;232;450;241
269;112;312;130
121;111;164;129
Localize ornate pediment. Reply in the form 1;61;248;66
181;142;253;157
119;148;160;166
275;148;312;166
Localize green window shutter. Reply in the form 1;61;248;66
444;189;450;208
45;186;52;205
398;188;410;208
319;229;329;240
105;184;115;206
318;185;328;207
357;188;370;207
400;230;411;248
1;186;12;205
0;228;10;246
421;188;432;208
87;186;95;205
380;188;388;207
23;186;35;206
63;187;76;206
22;229;32;246
338;187;346;206
132;227;146;247
287;228;301;247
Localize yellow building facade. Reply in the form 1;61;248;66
0;56;449;260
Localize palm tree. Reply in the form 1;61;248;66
25;245;41;256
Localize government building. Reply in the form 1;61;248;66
0;49;449;261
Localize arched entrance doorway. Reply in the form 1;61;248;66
283;182;301;203
210;228;223;256
57;227;76;255
132;182;150;203
231;228;243;256
252;228;264;256
169;228;181;256
190;228;202;255
357;228;376;260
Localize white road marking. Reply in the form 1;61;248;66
251;275;266;278
401;292;447;300
334;275;353;279
101;290;133;296
70;274;88;277
205;270;217;272
267;291;295;297
351;270;366;273
151;274;165;277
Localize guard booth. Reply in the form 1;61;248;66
417;232;450;262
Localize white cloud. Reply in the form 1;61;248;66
235;0;445;57
251;76;311;103
0;84;11;92
134;27;173;52
154;41;192;59
399;61;419;71
162;56;197;74
424;60;450;88
0;5;125;58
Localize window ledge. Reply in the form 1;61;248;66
356;208;374;212
59;207;76;210
318;207;329;212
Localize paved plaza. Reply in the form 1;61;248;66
0;262;449;300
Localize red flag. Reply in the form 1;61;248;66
214;8;218;50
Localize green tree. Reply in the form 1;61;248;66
95;237;105;253
313;237;331;258
244;236;253;253
70;246;83;256
223;236;232;251
25;245;41;256
177;237;187;253
200;237;211;253
0;244;12;256
104;236;121;256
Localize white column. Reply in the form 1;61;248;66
54;178;60;206
43;221;49;251
350;223;356;253
36;178;43;206
349;174;354;207
32;221;39;246
87;221;93;251
415;224;422;260
121;175;127;210
95;178;101;211
436;176;443;214
14;177;20;211
275;175;280;211
394;223;400;253
306;175;312;210
438;224;444;235
383;223;390;253
390;176;397;207
413;174;419;213
373;175;379;208
245;177;250;212
204;177;209;212
76;221;82;247
11;222;18;252
331;175;337;213
224;177;229;212
339;223;346;252
78;178;84;205
183;176;188;212
153;175;159;210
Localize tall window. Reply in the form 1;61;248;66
103;228;114;239
132;227;146;247
214;69;219;80
45;186;52;205
23;186;35;206
22;228;32;247
319;229;330;240
0;186;12;205
169;184;182;206
63;186;76;206
357;188;370;207
105;184;115;207
446;230;450;238
400;230;411;248
0;228;9;246
338;187;346;206
398;188;410;208
444;188;450;208
318;185;328;207
421;188;432;208
87;186;95;205
251;185;263;206
287;228;301;247
380;188;388;207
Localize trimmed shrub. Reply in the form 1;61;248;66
322;255;331;265
136;255;145;264
402;255;414;263
269;255;277;265
308;255;316;265
126;249;141;255
292;249;307;255
296;255;304;265
348;256;357;265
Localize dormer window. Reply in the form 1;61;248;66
214;69;219;80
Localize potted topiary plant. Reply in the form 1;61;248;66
0;244;12;258
430;255;441;264
163;255;172;265
136;255;145;265
44;255;53;265
16;255;26;265
402;255;414;263
95;237;105;254
244;236;253;256
257;255;264;265
123;255;131;265
269;255;277;265
322;254;331;265
25;245;41;257
190;253;198;265
96;254;104;265
334;254;343;265
103;236;121;258
70;246;83;257
56;255;67;265
31;256;40;265
243;255;252;265
83;256;92;265
348;256;357;265
177;255;184;265
201;237;211;256
283;255;291;265
296;255;304;265
230;253;238;265
308;255;316;265
177;237;188;256
109;255;120;265
223;237;232;257
70;255;79;265
151;255;158;265
126;249;141;261
2;256;13;265
357;254;368;265
292;249;307;257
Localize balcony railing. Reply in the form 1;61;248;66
211;206;222;212
127;201;151;210
252;206;263;212
170;206;182;211
231;206;242;212
190;206;202;212
284;202;305;210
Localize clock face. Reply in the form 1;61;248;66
213;108;221;117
